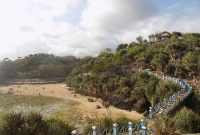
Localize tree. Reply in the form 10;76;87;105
136;36;143;44
175;64;187;78
100;48;112;55
151;53;169;71
183;52;199;77
116;44;128;52
164;63;175;76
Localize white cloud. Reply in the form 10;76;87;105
81;0;157;34
0;0;199;60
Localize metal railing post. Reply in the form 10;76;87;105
113;123;119;135
141;126;147;135
139;118;147;135
140;119;144;127
92;126;96;135
149;107;153;118
71;130;77;135
157;103;161;110
128;122;133;135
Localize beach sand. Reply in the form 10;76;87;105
0;83;143;130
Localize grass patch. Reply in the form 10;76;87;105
50;101;80;122
0;93;77;120
0;94;62;108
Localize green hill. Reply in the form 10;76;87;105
0;54;80;83
66;31;200;112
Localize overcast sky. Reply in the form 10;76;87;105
0;0;200;60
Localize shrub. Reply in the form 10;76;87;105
25;112;49;134
0;112;74;135
47;119;74;135
173;108;200;133
0;112;25;135
84;123;93;135
154;115;179;135
98;117;113;128
115;117;130;126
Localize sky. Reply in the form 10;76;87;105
0;0;200;60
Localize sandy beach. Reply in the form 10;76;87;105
0;83;143;123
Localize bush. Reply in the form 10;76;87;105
0;112;74;135
47;119;74;135
98;117;113;128
115;117;130;126
84;123;93;135
25;112;49;134
0;112;25;135
154;115;179;135
173;108;200;133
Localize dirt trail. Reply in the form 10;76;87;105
0;83;143;122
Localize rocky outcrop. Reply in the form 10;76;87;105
105;94;151;113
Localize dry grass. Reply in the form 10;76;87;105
0;83;143;130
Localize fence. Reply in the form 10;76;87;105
71;68;193;135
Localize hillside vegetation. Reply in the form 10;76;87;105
67;31;200;112
0;54;80;83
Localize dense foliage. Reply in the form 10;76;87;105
67;31;200;112
173;108;200;133
0;54;80;82
0;112;74;135
154;115;178;135
154;108;200;134
185;83;200;114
